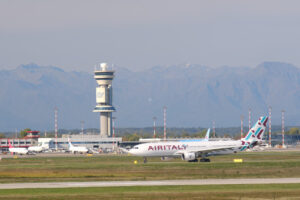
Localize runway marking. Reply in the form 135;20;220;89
1;178;300;189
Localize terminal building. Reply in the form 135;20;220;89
38;134;122;152
0;131;40;152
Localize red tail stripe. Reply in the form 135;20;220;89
263;117;268;127
257;129;264;139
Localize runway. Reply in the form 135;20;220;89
1;178;300;189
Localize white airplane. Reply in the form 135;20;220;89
8;139;28;155
68;138;89;154
28;144;47;153
127;116;268;163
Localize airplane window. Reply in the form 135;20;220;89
134;147;139;149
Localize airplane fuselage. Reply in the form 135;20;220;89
129;140;241;157
9;147;28;155
69;146;88;153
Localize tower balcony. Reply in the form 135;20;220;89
93;105;116;113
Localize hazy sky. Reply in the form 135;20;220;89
1;0;300;72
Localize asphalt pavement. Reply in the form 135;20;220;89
1;178;300;189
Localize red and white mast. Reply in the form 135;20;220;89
268;106;272;146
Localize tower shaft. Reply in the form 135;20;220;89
93;63;116;137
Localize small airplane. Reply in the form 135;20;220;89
68;138;89;154
8;139;28;155
127;116;268;163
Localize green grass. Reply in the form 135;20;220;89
0;151;300;183
1;184;300;199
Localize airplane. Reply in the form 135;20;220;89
127;116;268;163
8;139;29;155
28;143;48;153
68;138;89;154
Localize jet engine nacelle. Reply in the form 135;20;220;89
181;152;196;161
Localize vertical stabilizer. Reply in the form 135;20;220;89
204;128;210;141
8;138;13;149
240;116;268;151
68;138;74;148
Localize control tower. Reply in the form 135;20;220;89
93;63;116;137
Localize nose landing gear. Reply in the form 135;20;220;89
143;157;148;163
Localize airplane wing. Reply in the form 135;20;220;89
175;145;237;155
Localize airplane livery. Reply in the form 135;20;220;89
127;116;268;163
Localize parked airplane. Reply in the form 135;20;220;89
28;143;48;153
127;116;268;163
68;138;89;154
8;139;28;155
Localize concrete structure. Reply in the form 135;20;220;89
0;138;36;152
24;131;40;139
38;135;122;151
93;63;116;137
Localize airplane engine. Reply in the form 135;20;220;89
181;152;196;161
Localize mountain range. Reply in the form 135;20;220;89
0;62;299;131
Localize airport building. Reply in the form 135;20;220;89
38;134;122;152
93;63;116;137
0;138;37;152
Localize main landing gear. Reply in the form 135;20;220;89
188;159;198;162
200;158;210;162
143;157;148;163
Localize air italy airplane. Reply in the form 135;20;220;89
128;116;268;163
8;138;28;155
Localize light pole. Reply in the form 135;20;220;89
81;121;85;135
163;106;167;141
112;117;116;151
240;115;244;139
153;117;157;138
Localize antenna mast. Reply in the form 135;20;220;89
163;106;167;141
55;107;58;151
153;117;157;138
282;110;285;148
240;115;244;139
248;108;252;132
268;106;272;147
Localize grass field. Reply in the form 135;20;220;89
0;151;300;183
1;184;300;199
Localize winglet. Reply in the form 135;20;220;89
204;128;210;141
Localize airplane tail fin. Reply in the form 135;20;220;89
204;128;210;141
8;138;12;148
68;137;73;148
240;116;268;151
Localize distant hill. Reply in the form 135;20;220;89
0;62;299;131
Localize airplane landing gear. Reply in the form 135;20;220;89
200;158;210;162
188;159;198;162
143;157;148;163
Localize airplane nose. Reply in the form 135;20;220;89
119;148;129;154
